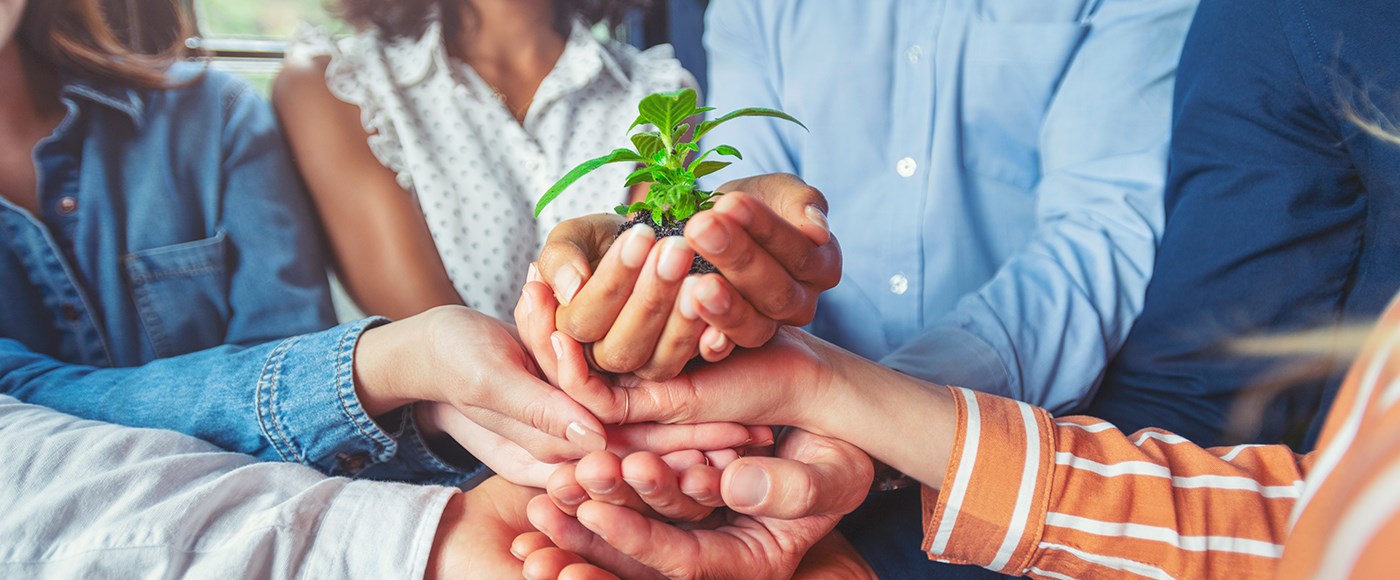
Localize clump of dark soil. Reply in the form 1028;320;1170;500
618;212;718;275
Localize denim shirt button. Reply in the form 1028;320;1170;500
56;197;78;215
337;451;369;475
60;304;81;321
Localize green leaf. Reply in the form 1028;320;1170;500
624;166;658;187
713;144;743;160
631;88;702;133
671;123;691;146
630;132;665;160
690;160;731;179
614;201;652;216
676;142;700;154
535;148;645;217
695;108;807;142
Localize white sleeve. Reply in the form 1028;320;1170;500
0;395;456;579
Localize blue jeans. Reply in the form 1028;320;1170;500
838;487;1010;579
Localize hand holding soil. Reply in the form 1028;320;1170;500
534;173;841;380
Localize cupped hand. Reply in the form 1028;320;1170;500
427;476;541;580
419;401;767;489
515;428;874;579
534;173;840;381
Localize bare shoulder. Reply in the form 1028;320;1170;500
272;53;337;115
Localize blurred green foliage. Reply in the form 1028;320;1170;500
197;0;345;38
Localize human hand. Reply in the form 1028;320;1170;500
535;173;840;381
352;305;609;464
426;475;541;579
514;428;874;579
418;401;769;489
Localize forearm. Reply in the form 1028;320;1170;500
812;343;959;487
0;394;454;579
0;320;444;478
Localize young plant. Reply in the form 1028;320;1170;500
533;88;805;227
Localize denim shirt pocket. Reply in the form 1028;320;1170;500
959;21;1088;190
123;230;230;358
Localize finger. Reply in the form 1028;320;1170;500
715;174;833;246
607;421;756;455
685;208;816;325
703;449;741;469
469;368;608;456
516;279;562;382
558;563;621;580
528;495;658;580
552;332;627;422
511;532;556;561
659;449;708;472
631;277;708;381
698;326;738;362
721;432;873;520
575;450;654;516
557;223;657;342
690;274;781;348
574;501;706;576
458;407;585;466
521;547;590;580
621;452;715;522
538;214;624;306
434;407;559;486
678;463;725;507
590;237;693;374
547;463;589;517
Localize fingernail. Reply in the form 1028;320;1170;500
677;277;700;320
527;262;542;283
520;287;534;316
717;195;753;226
623;477;657;494
557;485;588;506
728;464;769;508
580;477;618;495
551;334;564;361
511;544;527;560
553;266;582;306
682;486;714;503
709;331;729;353
696;279;731;315
656;237;692;282
689;217;729;254
805;205;829;235
566;422;607;452
620;224;654;269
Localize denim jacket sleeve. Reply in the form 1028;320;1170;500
0;319;480;484
0;393;457;579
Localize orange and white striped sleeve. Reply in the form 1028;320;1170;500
921;386;1309;579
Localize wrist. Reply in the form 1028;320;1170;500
353;321;418;417
425;492;470;580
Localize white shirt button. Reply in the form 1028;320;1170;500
889;274;909;295
905;45;923;64
896;157;917;178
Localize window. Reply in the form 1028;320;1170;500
184;0;345;94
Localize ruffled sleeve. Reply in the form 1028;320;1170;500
289;24;417;192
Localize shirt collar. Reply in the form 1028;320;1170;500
58;76;145;126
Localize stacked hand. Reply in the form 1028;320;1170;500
535;174;841;380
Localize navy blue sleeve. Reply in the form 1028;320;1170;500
1090;0;1364;446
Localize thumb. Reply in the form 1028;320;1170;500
720;433;872;520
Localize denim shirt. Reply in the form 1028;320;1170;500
0;64;478;485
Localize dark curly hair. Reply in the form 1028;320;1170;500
336;0;650;41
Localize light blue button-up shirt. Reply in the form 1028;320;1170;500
703;0;1196;412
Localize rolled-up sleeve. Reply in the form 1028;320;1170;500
0;394;456;579
885;0;1197;413
0;318;479;484
923;387;1307;578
